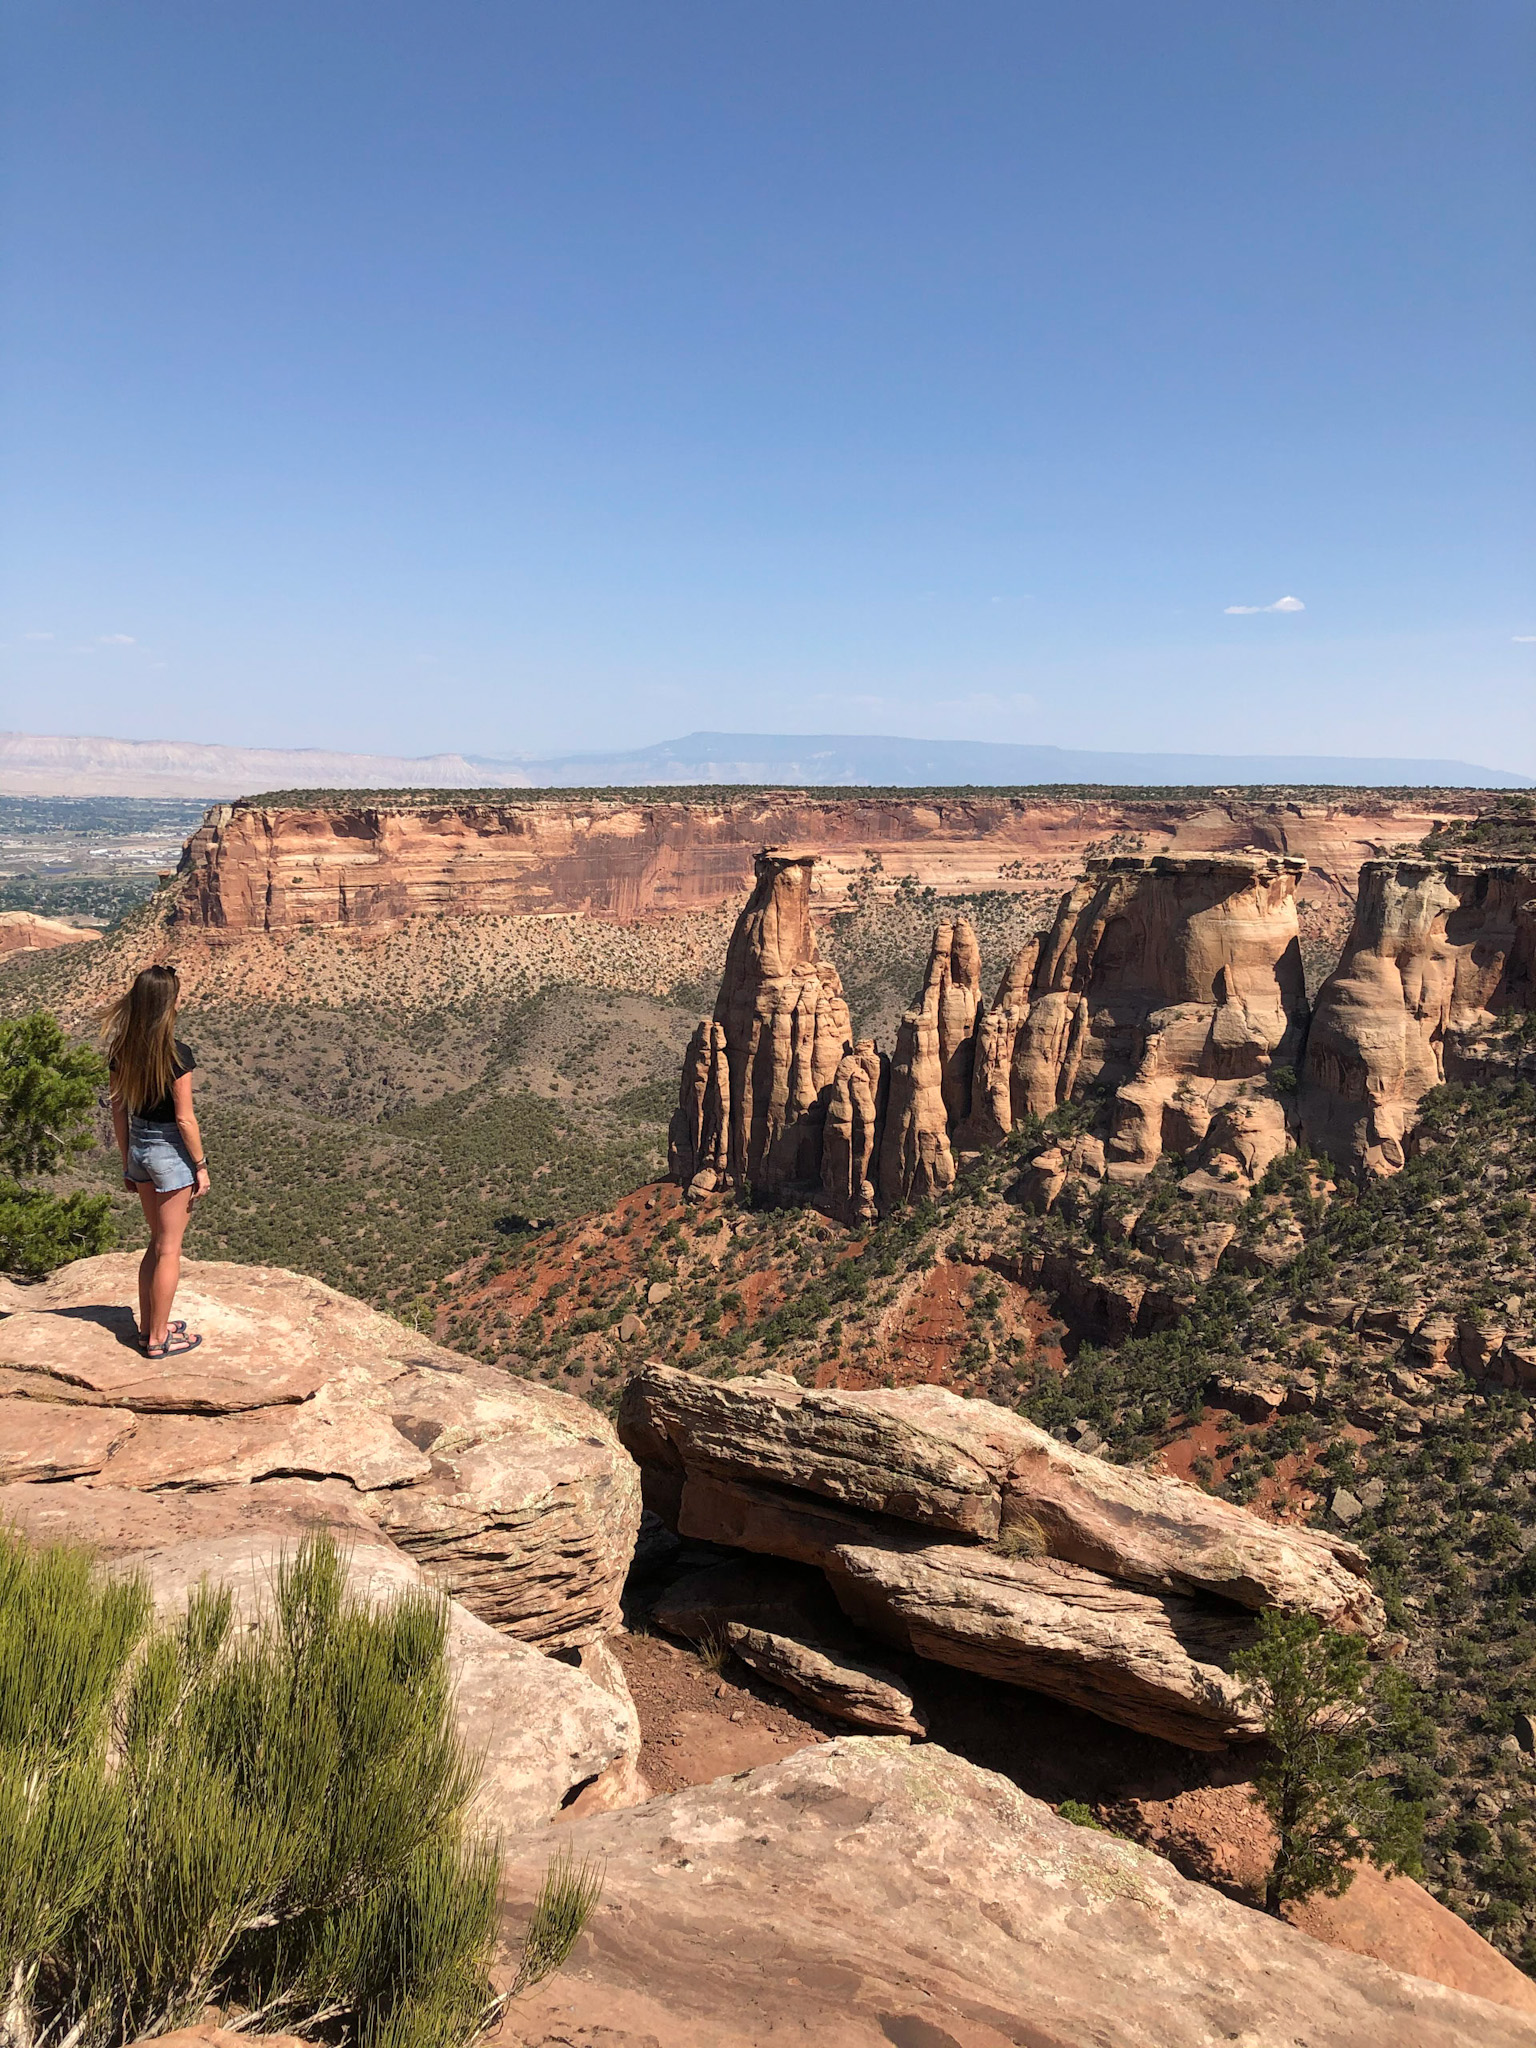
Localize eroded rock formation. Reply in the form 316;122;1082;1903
1011;853;1309;1185
669;852;853;1198
620;1365;1379;1749
0;1254;641;1653
1301;857;1536;1174
674;850;1313;1220
875;920;984;1210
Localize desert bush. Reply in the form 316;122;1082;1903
0;1528;500;2047
512;1847;605;1995
1235;1609;1423;1915
0;1010;114;1277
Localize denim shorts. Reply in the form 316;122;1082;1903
126;1117;195;1194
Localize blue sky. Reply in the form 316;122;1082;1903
2;2;1533;770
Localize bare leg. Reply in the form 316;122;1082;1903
144;1186;194;1347
135;1184;159;1338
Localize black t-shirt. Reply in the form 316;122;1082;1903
117;1040;197;1123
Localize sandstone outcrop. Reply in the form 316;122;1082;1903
818;1039;886;1223
874;919;981;1209
499;1737;1533;2047
115;1528;642;1835
1011;853;1309;1184
0;1254;640;1651
0;909;101;955
673;850;1314;1224
620;1365;1379;1747
669;852;852;1199
954;934;1038;1150
1302;857;1536;1174
652;1556;929;1735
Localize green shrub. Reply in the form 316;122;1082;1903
1235;1610;1423;1914
0;1528;501;2046
0;1011;114;1278
512;1846;605;1995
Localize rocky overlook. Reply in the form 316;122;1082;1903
11;1253;1536;2038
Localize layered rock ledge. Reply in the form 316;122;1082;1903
620;1364;1380;1749
0;1255;646;1820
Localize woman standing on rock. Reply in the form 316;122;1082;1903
104;963;209;1359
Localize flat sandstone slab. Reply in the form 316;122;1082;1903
499;1738;1534;2048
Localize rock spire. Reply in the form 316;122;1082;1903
669;851;853;1201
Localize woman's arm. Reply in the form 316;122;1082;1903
111;1095;133;1190
171;1071;211;1199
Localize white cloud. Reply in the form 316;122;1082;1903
1514;635;1536;643
22;631;54;641
1224;595;1306;615
97;633;136;645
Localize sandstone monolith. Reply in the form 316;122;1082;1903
1302;857;1536;1174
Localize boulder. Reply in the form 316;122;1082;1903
620;1365;1001;1538
0;1254;641;1651
621;1365;1382;1748
498;1738;1533;2047
825;1540;1259;1749
651;1556;927;1736
724;1625;927;1736
666;1474;1262;1749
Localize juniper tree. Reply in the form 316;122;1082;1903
0;1011;114;1278
1235;1609;1423;1915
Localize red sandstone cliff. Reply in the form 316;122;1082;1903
172;793;1471;934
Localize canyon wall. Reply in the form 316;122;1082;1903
172;792;1473;935
673;851;1311;1220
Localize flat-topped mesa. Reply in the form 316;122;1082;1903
1010;852;1310;1188
1301;858;1536;1176
669;851;853;1200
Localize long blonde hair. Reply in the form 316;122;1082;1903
102;965;181;1115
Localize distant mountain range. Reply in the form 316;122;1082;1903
0;728;1529;799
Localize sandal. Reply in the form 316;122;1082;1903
144;1331;202;1360
137;1319;187;1356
